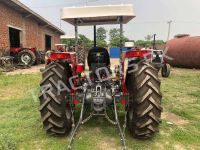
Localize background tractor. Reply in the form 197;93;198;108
39;4;162;150
133;47;171;78
55;44;68;52
124;34;171;78
151;34;171;78
10;47;45;66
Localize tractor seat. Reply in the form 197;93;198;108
87;47;110;68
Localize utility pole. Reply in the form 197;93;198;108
153;34;156;49
60;9;62;29
167;20;172;41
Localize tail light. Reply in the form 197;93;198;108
73;100;79;105
125;50;152;59
121;99;126;105
76;63;84;74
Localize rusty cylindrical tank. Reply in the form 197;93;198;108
165;35;200;69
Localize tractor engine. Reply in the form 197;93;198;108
85;82;113;112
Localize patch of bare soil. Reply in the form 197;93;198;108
174;144;185;150
162;112;189;126
171;67;200;76
155;142;165;150
98;138;120;150
5;64;45;75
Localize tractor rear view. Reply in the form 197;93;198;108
39;4;162;150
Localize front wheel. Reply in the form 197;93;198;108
161;63;171;78
126;62;162;139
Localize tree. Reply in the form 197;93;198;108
109;28;129;47
145;34;153;41
61;38;76;47
96;27;107;47
135;40;165;48
62;34;92;51
109;28;120;40
97;39;107;47
109;36;129;47
134;34;165;48
78;34;93;50
97;27;107;40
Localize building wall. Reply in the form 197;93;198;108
0;2;23;49
54;34;61;46
0;2;61;52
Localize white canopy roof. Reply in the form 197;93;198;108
55;44;67;46
61;4;136;26
61;35;76;39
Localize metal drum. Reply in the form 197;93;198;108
166;35;200;68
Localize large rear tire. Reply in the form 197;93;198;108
18;49;36;66
39;61;72;135
77;48;85;65
126;62;162;139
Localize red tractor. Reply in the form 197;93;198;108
10;47;45;66
39;5;162;150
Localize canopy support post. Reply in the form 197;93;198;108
75;19;78;50
119;16;125;93
120;16;123;53
94;25;97;48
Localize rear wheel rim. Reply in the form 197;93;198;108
21;54;31;65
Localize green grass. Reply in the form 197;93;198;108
0;68;200;150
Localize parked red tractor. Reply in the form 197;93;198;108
39;5;162;150
10;47;45;66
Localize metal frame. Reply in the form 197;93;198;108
94;25;97;48
73;16;125;86
66;15;128;149
67;93;128;150
58;5;136;149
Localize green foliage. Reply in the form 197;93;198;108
97;27;107;40
0;134;16;150
62;34;93;50
61;38;75;47
135;40;165;48
109;36;129;47
97;39;107;47
96;27;107;47
0;70;3;75
109;28;129;47
78;34;93;50
135;34;165;48
109;28;121;40
145;34;153;41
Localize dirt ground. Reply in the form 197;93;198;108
5;64;45;75
161;112;189;126
4;59;120;76
4;58;200;76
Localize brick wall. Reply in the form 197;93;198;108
54;34;62;49
0;3;23;49
0;2;61;52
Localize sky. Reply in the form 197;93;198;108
19;0;200;41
